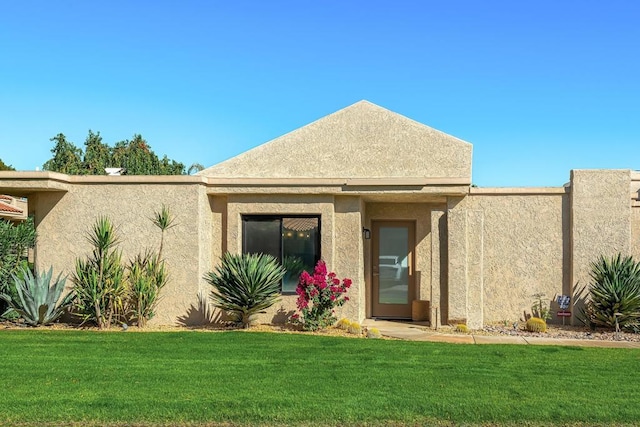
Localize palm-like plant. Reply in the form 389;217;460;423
0;266;74;326
71;217;126;328
204;252;285;328
584;254;640;331
127;251;168;327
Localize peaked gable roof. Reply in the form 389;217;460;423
200;100;472;180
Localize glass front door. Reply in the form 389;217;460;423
371;221;415;318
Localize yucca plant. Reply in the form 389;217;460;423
0;266;74;326
71;217;126;329
204;252;285;328
584;254;640;331
127;251;168;327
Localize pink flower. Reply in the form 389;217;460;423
343;278;352;288
332;278;340;285
314;260;327;276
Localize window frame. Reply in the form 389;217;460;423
241;214;321;294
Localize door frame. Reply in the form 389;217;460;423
370;220;416;318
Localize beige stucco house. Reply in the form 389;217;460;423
1;101;639;328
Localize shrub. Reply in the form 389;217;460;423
204;252;285;329
294;260;352;331
126;207;175;327
71;217;126;328
525;317;547;333
582;254;640;331
127;251;167;327
366;327;382;339
0;218;36;316
347;322;362;335
0;266;74;326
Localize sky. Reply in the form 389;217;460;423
1;1;638;187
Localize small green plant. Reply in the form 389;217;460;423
366;327;382;339
204;252;285;328
531;292;551;321
581;254;640;331
525;317;547;333
347;322;362;335
336;318;351;330
455;324;469;333
0;266;74;326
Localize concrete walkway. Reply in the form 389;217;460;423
361;319;640;348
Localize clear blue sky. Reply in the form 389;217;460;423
1;1;638;186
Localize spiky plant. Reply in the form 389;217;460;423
0;266;74;326
584;254;640;331
127;251;168;327
204;252;285;328
71;217;126;329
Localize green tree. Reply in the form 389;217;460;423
43;131;186;176
42;134;83;174
82;130;111;175
0;159;15;171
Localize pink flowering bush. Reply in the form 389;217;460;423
293;260;352;331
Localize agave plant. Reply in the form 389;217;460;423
584;254;640;331
0;266;74;326
204;252;285;328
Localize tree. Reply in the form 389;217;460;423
43;131;186;175
42;134;83;174
82;130;111;175
0;159;15;171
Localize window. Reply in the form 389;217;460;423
242;215;320;293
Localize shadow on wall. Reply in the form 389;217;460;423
271;306;297;325
177;291;223;326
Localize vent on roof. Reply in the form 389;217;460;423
105;168;126;176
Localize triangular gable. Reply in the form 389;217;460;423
200;100;472;180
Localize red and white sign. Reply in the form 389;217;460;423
557;311;571;317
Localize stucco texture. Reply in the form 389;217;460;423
30;183;204;326
571;170;631;288
200;100;472;180
449;193;568;326
632;208;640;261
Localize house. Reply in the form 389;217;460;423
0;195;27;222
0;101;639;328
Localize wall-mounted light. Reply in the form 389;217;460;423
362;227;371;240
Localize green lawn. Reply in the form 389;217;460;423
1;330;639;426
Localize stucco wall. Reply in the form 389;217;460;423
449;191;568;326
570;170;632;289
632;207;640;261
201;101;472;180
31;183;204;326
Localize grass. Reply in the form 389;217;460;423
1;330;640;426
